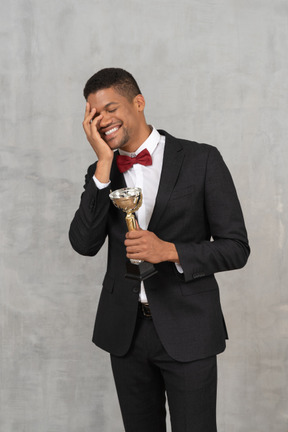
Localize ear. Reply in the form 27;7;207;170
133;94;145;112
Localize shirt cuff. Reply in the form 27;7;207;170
175;262;184;274
93;175;111;190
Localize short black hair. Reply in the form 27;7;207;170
83;68;141;101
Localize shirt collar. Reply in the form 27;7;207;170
118;126;160;157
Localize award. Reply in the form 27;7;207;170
109;187;158;281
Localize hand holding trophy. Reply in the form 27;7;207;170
109;187;158;281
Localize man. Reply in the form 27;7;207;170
69;68;250;432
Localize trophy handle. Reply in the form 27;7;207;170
125;191;143;232
125;213;142;265
125;212;137;231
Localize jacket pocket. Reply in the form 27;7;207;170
179;275;218;296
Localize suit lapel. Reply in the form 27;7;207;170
148;132;184;232
109;134;184;232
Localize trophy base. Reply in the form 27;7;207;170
125;261;158;281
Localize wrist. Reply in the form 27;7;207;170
164;242;180;264
95;158;113;183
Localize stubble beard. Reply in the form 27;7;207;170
109;126;131;151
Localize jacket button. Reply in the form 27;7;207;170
193;272;205;279
133;287;140;293
89;199;95;210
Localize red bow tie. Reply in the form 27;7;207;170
116;149;152;173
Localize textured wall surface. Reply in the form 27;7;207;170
1;1;287;431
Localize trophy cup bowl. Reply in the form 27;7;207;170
109;187;158;281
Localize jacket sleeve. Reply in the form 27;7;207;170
175;147;250;282
69;163;111;256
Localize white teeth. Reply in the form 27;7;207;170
105;127;119;136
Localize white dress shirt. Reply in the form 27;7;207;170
94;126;182;303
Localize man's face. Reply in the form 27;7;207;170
87;87;145;153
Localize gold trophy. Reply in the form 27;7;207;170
109;187;157;281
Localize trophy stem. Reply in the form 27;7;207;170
125;213;143;265
125;212;137;231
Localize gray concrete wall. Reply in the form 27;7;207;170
1;0;287;431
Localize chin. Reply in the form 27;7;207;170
107;140;122;151
105;129;130;151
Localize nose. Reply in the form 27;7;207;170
99;112;113;129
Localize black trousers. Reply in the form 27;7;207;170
110;312;218;432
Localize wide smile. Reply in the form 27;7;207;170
105;126;119;136
103;125;121;140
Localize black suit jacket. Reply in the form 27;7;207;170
69;130;250;362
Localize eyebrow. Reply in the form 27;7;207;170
104;102;119;109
